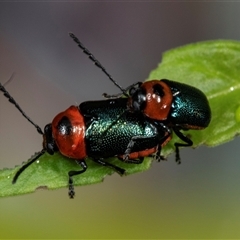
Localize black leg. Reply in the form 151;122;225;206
68;160;88;199
153;130;172;162
121;157;144;164
92;158;125;175
121;123;172;163
123;130;170;162
12;149;45;184
123;135;156;160
123;137;136;160
173;128;193;164
153;146;166;162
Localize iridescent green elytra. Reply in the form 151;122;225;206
80;98;167;158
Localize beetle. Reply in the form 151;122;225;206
124;79;211;163
0;33;170;198
0;83;169;198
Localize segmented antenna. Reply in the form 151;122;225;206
0;81;43;135
12;149;45;184
69;32;128;97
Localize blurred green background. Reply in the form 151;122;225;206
1;2;240;239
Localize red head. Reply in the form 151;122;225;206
128;80;173;121
43;106;87;160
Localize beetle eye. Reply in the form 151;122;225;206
43;124;58;154
129;86;137;96
153;84;165;97
129;82;143;96
131;88;146;111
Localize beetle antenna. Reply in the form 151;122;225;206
3;72;15;87
69;32;128;97
12;149;45;184
0;81;43;135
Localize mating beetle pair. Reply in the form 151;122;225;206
0;33;211;198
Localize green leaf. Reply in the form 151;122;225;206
1;40;240;197
0;152;152;197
